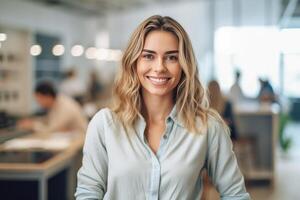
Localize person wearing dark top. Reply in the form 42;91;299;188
258;78;276;103
87;71;103;101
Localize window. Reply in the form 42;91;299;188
215;26;300;98
214;26;279;98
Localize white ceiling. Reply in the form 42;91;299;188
27;0;186;16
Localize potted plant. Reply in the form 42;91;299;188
279;113;292;153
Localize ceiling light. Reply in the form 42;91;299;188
85;47;97;59
71;45;84;57
30;44;42;56
108;49;123;61
96;48;109;60
52;44;65;56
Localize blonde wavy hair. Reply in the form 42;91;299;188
111;15;225;133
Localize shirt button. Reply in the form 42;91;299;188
163;135;167;139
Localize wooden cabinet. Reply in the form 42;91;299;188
234;102;279;183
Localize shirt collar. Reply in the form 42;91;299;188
135;113;146;140
134;105;184;139
168;105;184;128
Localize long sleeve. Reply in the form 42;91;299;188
75;111;108;200
33;111;73;133
206;120;251;200
33;95;87;134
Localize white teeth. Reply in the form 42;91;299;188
148;77;169;83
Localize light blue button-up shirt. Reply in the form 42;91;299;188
75;107;250;200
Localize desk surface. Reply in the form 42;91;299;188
0;132;84;173
0;127;31;144
234;102;280;115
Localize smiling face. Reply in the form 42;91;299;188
136;30;182;101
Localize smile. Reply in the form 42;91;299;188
146;76;171;85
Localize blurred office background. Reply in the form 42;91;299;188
0;0;300;199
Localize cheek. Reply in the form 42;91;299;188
178;68;183;77
136;61;148;79
36;97;43;105
173;68;183;87
172;66;182;80
40;100;48;107
136;66;143;81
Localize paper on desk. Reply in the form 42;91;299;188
3;136;71;150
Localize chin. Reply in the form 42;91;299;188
145;88;173;97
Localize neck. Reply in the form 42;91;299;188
141;92;174;123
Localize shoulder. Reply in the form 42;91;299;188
204;112;232;155
89;108;116;128
206;111;230;139
57;94;79;107
85;108;116;145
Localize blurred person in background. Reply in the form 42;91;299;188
60;68;86;105
75;15;249;200
208;80;238;140
18;81;88;134
81;70;105;120
87;69;103;102
257;77;276;103
228;70;245;104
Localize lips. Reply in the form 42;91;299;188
146;76;171;86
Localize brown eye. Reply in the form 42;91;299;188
142;54;154;60
166;55;178;61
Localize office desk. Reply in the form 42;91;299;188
0;132;84;200
0;127;30;143
234;102;279;183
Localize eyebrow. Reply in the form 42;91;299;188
142;49;179;54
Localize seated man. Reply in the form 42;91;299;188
18;81;88;134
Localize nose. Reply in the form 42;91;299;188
153;57;166;72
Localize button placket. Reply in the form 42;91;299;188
149;155;161;200
147;116;175;200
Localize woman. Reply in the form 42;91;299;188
208;80;238;140
75;15;250;200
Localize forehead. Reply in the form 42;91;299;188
143;30;179;51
